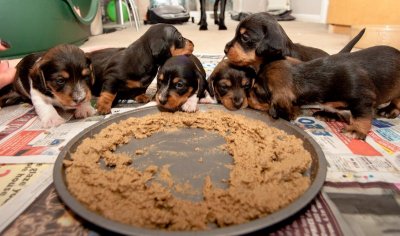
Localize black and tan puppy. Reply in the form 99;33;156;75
224;12;365;71
156;54;212;112
87;23;193;114
0;44;95;128
209;28;363;111
255;46;400;140
207;59;256;110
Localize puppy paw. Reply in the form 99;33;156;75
199;92;218;104
75;103;96;119
40;114;66;128
341;129;367;140
97;92;115;115
378;106;400;118
199;97;217;104
134;94;151;103
342;120;371;140
96;103;112;115
181;99;198;113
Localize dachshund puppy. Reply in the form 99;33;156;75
246;28;366;112
156;54;210;112
199;0;227;30
224;12;365;71
87;23;193;115
0;44;95;128
207;59;256;110
208;28;362;111
256;46;400;140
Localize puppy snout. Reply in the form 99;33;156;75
73;96;85;104
72;83;86;104
233;96;243;108
224;41;233;55
157;94;168;105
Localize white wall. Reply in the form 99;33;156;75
290;0;329;23
231;0;328;23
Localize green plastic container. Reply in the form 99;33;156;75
0;0;99;59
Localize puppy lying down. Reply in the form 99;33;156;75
255;45;400;139
0;44;95;128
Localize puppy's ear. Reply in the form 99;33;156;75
196;70;208;98
207;71;216;98
150;38;168;58
255;24;287;58
29;58;50;93
86;56;95;85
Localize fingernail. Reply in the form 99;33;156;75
0;39;11;49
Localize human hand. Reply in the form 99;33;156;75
0;39;16;89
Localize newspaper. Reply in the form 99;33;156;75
0;163;53;232
293;116;400;184
0;104;99;164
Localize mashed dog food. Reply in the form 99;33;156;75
64;110;312;231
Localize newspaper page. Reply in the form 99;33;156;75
0;163;53;232
0;104;99;164
293;115;400;184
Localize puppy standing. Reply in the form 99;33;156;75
88;24;193;115
257;46;400;139
0;44;95;128
156;54;211;112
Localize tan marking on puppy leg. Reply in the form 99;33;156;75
266;61;297;119
344;117;372;140
126;80;141;89
247;90;269;111
134;94;150;103
97;92;116;114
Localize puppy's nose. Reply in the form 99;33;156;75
233;96;243;109
73;97;85;104
158;95;168;105
224;41;232;55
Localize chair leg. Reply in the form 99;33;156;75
128;0;140;31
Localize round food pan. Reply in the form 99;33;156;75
53;104;327;236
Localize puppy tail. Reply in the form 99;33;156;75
338;28;365;53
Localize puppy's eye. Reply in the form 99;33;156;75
241;34;250;43
175;81;185;89
84;76;91;83
219;84;229;91
178;35;183;41
55;78;65;86
243;82;251;89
